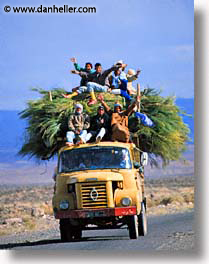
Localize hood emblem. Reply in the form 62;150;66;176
90;187;98;201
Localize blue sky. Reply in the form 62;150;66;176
0;0;194;110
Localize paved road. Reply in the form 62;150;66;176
0;211;194;251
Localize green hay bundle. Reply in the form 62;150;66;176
19;87;190;166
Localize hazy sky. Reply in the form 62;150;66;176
0;0;194;110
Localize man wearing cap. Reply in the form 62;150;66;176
66;104;90;146
98;95;140;143
85;105;110;143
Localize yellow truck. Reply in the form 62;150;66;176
52;141;148;241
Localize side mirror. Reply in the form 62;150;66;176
141;152;148;166
133;162;140;169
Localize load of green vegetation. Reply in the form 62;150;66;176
18;87;190;166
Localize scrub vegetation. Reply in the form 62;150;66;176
0;176;194;236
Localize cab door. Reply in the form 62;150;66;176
133;148;144;196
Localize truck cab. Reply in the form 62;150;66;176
52;141;148;241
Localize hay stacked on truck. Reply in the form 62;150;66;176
18;87;190;167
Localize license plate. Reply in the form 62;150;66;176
86;211;105;218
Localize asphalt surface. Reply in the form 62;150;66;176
0;211;194;251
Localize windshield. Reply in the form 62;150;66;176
59;146;132;173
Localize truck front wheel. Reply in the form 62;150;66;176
73;227;82;240
60;219;82;242
138;202;147;236
60;219;73;242
128;215;139;239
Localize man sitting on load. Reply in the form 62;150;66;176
97;94;140;143
85;105;110;143
63;58;95;98
70;57;95;86
108;67;133;102
65;62;123;105
66;103;90;146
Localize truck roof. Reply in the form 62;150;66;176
59;141;136;154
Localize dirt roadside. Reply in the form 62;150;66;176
0;176;194;238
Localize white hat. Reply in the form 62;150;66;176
74;103;83;112
115;60;123;64
127;69;136;76
114;60;123;67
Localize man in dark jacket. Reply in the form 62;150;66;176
84;63;122;105
85;105;110;143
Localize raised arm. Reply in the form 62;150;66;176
127;69;141;82
71;69;80;75
102;65;120;78
74;63;83;71
78;71;89;78
70;57;85;72
97;94;112;115
123;96;140;116
122;63;128;71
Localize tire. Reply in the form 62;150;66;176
128;215;139;239
59;219;74;242
138;202;147;236
72;227;82;240
60;219;82;242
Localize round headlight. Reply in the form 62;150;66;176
59;200;69;210
121;197;132;206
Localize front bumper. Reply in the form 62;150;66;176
55;206;137;219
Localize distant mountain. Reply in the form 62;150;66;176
175;98;194;143
0;98;194;164
0;110;26;163
0;110;25;148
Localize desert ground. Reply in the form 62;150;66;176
0;175;194;237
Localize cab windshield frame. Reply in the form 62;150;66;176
58;146;133;173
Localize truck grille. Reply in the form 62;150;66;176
80;182;108;208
